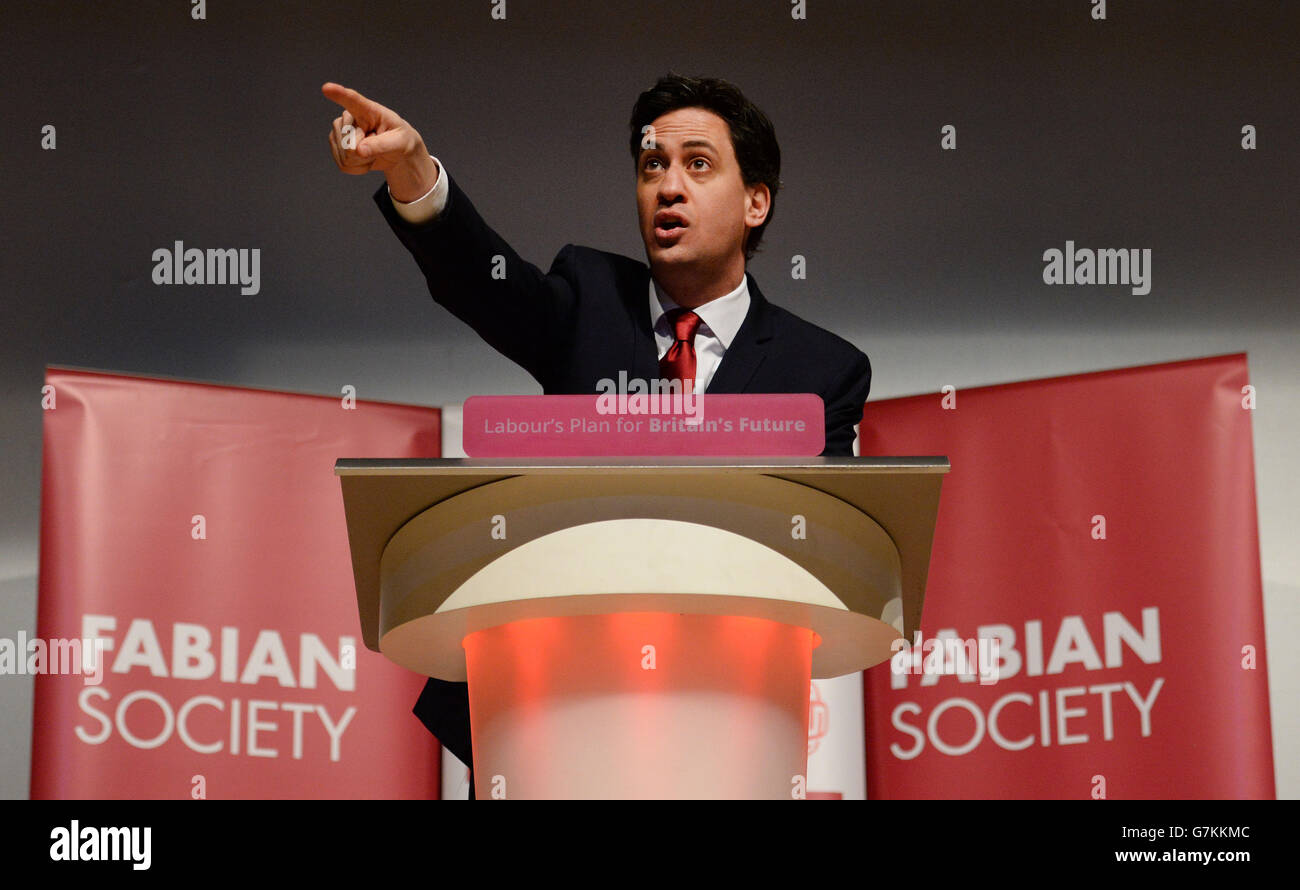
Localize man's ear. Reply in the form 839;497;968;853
744;183;771;229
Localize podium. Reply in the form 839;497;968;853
336;456;947;799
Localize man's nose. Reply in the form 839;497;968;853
657;163;687;203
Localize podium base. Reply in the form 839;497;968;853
465;612;814;799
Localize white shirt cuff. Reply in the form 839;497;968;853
389;156;448;223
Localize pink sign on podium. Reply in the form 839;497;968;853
463;393;825;456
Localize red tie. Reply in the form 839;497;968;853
659;308;702;393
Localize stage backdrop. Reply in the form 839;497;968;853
30;368;442;799
859;353;1275;799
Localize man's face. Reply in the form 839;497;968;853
635;107;768;284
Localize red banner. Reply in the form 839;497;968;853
859;354;1274;799
31;368;442;799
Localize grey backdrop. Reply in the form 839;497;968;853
3;0;1296;798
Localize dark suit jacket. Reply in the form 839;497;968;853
373;176;872;787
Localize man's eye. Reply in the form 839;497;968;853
691;158;709;169
644;158;662;171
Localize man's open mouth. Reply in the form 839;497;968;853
654;214;688;243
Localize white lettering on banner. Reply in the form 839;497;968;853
81;615;355;690
890;608;1161;689
73;614;359;761
888;679;1165;759
884;608;1165;760
75;688;358;761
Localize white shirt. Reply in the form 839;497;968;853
389;157;750;393
647;275;748;394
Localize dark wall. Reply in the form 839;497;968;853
2;0;1297;797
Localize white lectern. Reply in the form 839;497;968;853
336;457;947;799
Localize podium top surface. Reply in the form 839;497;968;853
336;457;949;657
336;456;950;475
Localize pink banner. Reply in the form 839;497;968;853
31;368;443;799
859;354;1274;799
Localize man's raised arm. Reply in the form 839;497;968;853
322;82;579;388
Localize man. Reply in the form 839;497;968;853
324;74;872;795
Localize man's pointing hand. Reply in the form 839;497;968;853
323;82;439;203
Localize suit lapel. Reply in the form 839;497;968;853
625;263;661;383
706;272;773;394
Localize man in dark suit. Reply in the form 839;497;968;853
324;74;871;796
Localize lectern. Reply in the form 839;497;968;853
336;457;947;799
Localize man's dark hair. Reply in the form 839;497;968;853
629;73;781;262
